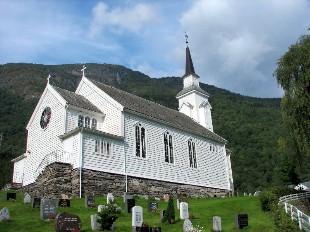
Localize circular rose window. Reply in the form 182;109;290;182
40;107;51;129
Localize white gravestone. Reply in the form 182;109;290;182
180;202;189;220
98;205;107;213
0;207;10;221
183;219;193;232
107;193;114;204
24;193;31;204
91;214;101;231
254;191;261;197
132;206;143;227
213;216;222;232
177;199;180;210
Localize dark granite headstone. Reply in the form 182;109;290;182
55;212;81;232
85;195;95;208
32;197;41;208
149;202;158;212
235;214;248;229
40;199;57;220
6;192;16;201
126;198;136;213
59;199;70;207
134;226;161;232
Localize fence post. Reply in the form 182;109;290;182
285;202;288;213
291;205;294;220
297;210;302;230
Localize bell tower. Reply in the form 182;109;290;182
176;35;213;131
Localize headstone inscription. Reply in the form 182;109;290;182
0;207;10;222
180;202;189;220
107;193;114;204
213;216;222;232
235;214;248;229
32;197;41;208
90;214;101;231
85;194;95;208
58;199;70;207
183;219;193;232
40;199;57;220
132;206;143;228
24;193;31;204
6;192;16;201
55;212;81;232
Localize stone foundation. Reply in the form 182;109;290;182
24;162;230;198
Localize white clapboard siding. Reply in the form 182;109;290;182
124;113;230;190
12;158;25;183
23;87;66;185
75;78;123;136
62;133;80;168
81;134;125;175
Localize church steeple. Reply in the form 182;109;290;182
185;46;197;77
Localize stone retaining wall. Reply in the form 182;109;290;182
24;162;230;198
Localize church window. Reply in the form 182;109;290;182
95;139;111;155
91;118;97;129
78;115;84;128
164;132;174;163
135;123;146;158
95;140;100;153
188;139;197;168
85;117;90;128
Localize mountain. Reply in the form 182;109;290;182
0;63;283;192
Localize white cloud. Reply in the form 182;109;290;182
179;0;310;97
90;2;157;37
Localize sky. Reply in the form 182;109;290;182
0;0;309;98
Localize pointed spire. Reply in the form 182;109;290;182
184;33;197;77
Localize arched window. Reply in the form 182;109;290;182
164;131;174;163
78;115;84;128
188;139;197;168
85;117;90;128
91;118;97;129
135;123;146;158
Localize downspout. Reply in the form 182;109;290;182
79;131;83;198
123;112;128;193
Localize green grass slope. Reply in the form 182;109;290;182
0;191;275;232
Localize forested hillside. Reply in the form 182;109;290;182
0;63;283;192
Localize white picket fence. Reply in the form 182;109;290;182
279;192;310;231
33;150;73;180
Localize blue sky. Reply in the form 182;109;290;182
0;0;309;97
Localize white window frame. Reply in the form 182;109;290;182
135;123;147;158
188;139;197;168
164;131;174;164
95;139;112;156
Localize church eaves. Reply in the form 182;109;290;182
89;79;226;144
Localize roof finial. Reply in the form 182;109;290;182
47;74;51;84
81;65;86;77
185;32;189;45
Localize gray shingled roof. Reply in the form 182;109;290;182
52;86;101;113
176;85;209;98
90;79;226;144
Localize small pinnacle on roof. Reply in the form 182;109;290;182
47;74;51;84
81;65;86;77
185;32;189;44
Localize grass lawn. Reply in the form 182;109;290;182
0;191;275;232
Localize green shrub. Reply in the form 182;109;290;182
162;197;175;224
97;204;121;231
259;190;277;211
273;205;300;232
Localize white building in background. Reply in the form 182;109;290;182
12;44;233;197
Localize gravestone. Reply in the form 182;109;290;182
6;192;16;201
0;207;10;222
85;194;95;208
154;197;160;201
90;214;101;231
124;192;132;203
40;198;57;220
132;206;143;228
163;194;170;202
60;194;69;199
249;193;252;197
55;212;81;232
177;199;180;210
213;216;222;232
32;197;41;208
183;219;193;232
149;202;158;212
58;199;70;207
24;193;31;204
125;196;135;213
235;214;248;229
107;193;114;204
180;202;189;220
254;191;261;197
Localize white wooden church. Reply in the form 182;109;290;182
12;45;233;197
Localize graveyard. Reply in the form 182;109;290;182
0;191;275;232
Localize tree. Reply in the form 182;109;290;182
274;34;310;180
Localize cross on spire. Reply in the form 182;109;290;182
81;65;86;77
185;32;189;45
47;74;51;84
